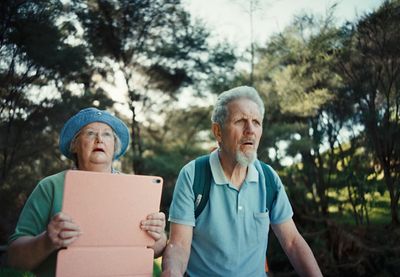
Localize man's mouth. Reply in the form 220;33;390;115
241;140;254;146
93;148;105;153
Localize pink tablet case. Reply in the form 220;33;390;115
56;170;163;277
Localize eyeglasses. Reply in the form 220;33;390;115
79;129;115;141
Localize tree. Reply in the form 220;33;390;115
0;0;115;243
253;11;350;216
0;0;237;243
335;0;400;225
73;0;236;173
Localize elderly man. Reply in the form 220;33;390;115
162;86;322;276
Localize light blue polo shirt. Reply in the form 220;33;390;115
169;150;293;277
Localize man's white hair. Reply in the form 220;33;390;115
211;86;265;127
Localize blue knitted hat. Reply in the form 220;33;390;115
59;107;130;160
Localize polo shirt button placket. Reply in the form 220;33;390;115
237;193;244;214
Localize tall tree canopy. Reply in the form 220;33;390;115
71;0;236;173
0;0;116;239
252;11;349;216
0;0;236;242
335;0;400;225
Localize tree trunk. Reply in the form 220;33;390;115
386;174;400;226
128;90;144;174
390;199;400;226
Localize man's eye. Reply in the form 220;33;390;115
103;132;113;137
86;131;95;136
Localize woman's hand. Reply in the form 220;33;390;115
140;212;166;241
46;212;81;250
141;212;167;257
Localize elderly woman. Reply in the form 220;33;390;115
7;107;167;277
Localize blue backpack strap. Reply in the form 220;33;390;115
193;154;212;219
259;161;279;273
259;161;279;213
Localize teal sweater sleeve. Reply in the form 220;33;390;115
9;171;66;242
8;171;66;277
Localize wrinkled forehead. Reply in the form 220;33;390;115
227;98;263;119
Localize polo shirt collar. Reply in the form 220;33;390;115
209;149;259;185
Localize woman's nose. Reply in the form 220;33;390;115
95;133;104;142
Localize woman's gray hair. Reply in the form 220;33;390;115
211;86;265;126
69;130;122;166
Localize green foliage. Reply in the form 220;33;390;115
153;260;162;277
69;0;236;173
136;105;214;213
1;0;400;275
1;0;233;243
0;0;115;244
0;267;34;277
253;10;349;216
252;1;400;226
334;0;400;225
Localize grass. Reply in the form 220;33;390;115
327;189;392;226
0;267;35;277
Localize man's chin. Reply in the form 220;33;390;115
236;151;257;166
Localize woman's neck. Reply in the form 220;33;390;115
78;163;112;173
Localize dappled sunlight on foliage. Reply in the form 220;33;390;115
1;0;400;275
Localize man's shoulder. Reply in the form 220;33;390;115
254;160;278;175
182;159;196;171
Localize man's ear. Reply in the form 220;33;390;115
212;123;222;143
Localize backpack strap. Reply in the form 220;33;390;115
193;156;278;218
259;161;279;212
193;154;212;219
258;161;279;273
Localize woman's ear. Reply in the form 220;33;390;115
212;123;222;143
70;139;78;154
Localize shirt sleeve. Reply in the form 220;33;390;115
8;179;54;243
168;161;196;227
269;168;294;225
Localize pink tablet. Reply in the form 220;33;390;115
56;170;163;277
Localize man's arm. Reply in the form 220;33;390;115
161;223;193;277
271;219;322;277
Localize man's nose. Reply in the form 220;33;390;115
244;121;255;133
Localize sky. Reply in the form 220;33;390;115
181;0;384;164
183;0;384;51
108;0;385;116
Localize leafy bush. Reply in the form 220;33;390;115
0;267;35;277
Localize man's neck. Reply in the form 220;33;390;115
218;151;248;189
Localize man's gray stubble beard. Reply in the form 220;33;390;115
236;150;257;167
